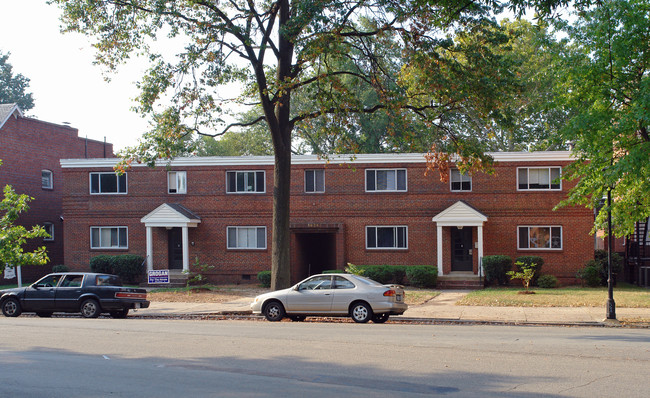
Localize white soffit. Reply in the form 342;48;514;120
141;203;201;227
432;201;488;226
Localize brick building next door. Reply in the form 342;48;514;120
451;227;473;272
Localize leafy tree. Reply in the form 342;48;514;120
555;0;650;237
0;52;35;111
53;0;571;289
0;160;50;273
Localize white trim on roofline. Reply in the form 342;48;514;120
60;151;574;169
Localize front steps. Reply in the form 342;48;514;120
437;272;483;289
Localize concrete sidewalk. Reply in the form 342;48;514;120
134;291;650;327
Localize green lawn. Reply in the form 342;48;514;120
457;284;650;308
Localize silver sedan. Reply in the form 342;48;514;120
250;273;408;323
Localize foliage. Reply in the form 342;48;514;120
515;255;544;285
405;266;438;288
506;261;538;292
257;271;271;288
554;0;650;237
0;52;34;111
577;264;602;287
52;264;70;273
0;162;49;273
184;256;215;287
344;263;407;285
581;249;623;287
537;274;558;289
89;254;146;284
482;255;513;286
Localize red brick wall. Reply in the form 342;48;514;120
62;155;595;285
0;114;113;283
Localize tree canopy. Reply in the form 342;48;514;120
0;52;35;111
554;0;650;237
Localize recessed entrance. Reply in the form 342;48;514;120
451;227;473;272
294;232;336;281
168;228;184;270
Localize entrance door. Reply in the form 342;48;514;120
451;227;473;272
168;228;183;270
294;232;336;281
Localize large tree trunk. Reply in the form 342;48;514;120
271;145;292;290
270;0;294;290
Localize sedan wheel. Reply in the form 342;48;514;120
350;302;372;323
372;313;390;323
263;301;285;322
80;299;101;318
2;298;22;317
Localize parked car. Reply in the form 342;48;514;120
251;273;408;323
0;272;150;318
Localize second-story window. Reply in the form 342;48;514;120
90;172;127;194
366;169;407;192
168;171;187;194
43;222;54;241
226;171;265;193
450;169;471;191
41;170;53;189
518;167;561;190
305;169;325;193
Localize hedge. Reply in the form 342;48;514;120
257;271;271;287
405;265;438;288
481;255;512;286
345;264;408;284
89;254;146;284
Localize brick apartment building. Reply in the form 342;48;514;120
60;151;595;285
0;103;113;283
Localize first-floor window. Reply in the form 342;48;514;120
518;226;562;250
366;226;408;249
91;226;128;249
227;226;267;249
43;222;54;241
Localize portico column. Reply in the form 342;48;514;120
477;224;484;277
182;226;190;272
436;225;444;276
146;226;153;271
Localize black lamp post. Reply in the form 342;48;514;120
606;187;616;320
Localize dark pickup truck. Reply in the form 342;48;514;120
1;272;150;318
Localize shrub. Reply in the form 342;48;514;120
515;256;544;286
506;261;538;292
482;255;512;286
592;249;624;286
405;265;438;288
577;265;601;287
537;274;558;289
89;254;145;284
257;271;271;287
52;264;69;273
344;264;407;284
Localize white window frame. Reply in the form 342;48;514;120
89;172;128;195
365;169;407;192
226;171;265;193
305;169;325;193
366;225;408;250
43;222;54;241
41;170;53;189
450;169;472;192
517;225;563;250
90;226;129;249
227;226;267;250
168;171;187;194
517;167;562;191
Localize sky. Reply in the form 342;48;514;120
1;1;150;151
